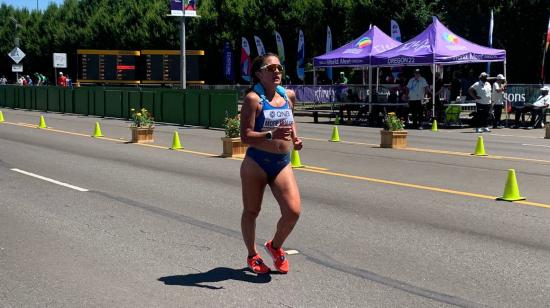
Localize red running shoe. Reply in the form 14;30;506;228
247;254;271;274
264;240;289;273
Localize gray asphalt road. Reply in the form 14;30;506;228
1;108;550;307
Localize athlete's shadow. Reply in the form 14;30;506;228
158;267;271;289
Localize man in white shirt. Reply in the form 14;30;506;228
491;74;507;128
406;68;430;129
468;72;492;133
529;86;550;128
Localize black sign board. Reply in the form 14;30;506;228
77;50;140;84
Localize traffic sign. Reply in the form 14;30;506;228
53;53;67;68
8;47;26;64
12;64;23;72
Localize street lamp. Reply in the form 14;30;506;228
9;17;20;47
9;17;22;81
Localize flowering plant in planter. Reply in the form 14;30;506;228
383;112;405;131
130;108;154;128
223;114;241;138
221;114;247;157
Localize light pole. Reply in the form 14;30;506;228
10;17;21;82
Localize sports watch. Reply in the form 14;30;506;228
265;131;273;141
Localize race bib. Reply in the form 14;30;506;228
262;108;294;130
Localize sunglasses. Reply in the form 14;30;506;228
260;64;284;73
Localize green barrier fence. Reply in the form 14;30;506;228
0;85;237;128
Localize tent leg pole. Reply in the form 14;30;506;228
376;67;380;92
504;60;509;127
368;66;372;115
432;64;436;119
313;67;317;87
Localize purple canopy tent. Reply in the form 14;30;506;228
371;16;507;117
313;26;402;102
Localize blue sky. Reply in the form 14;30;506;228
1;0;64;10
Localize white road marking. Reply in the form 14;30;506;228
522;144;550;148
285;249;299;255
10;168;89;192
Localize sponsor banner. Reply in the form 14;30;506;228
241;37;251;82
184;0;197;17
390;20;401;42
283;84;543;104
296;30;305;81
326;26;333;81
170;0;197;17
170;0;183;16
254;36;266;56
274;31;285;66
223;42;233;81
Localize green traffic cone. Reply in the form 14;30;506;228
92;122;103;137
38;115;47;129
334;115;340;125
0;110;4;123
472;136;487;156
496;169;525;201
291;149;304;168
431;119;438;132
329;125;340;142
170;131;183;150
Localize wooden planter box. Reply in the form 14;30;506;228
380;130;408;148
130;127;154;143
221;137;248;157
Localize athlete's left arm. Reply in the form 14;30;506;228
286;89;303;150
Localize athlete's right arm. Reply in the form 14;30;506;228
240;92;269;144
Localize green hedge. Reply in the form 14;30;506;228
0;85;237;128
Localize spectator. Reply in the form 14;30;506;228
491;74;507;128
450;71;462;101
338;71;348;85
468;72;492;133
0;75;7;85
406;68;430;129
57;72;67;87
66;75;73;88
431;72;445;122
462;68;476;97
528;86;550;129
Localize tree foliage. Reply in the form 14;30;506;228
0;0;548;83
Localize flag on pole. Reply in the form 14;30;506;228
390;20;402;80
326;26;333;81
541;15;550;82
297;30;305;81
487;9;494;75
223;41;234;81
241;37;251;82
274;31;286;66
254;36;266;56
390;20;401;42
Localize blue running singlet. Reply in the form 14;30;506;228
253;83;295;132
247;83;294;181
